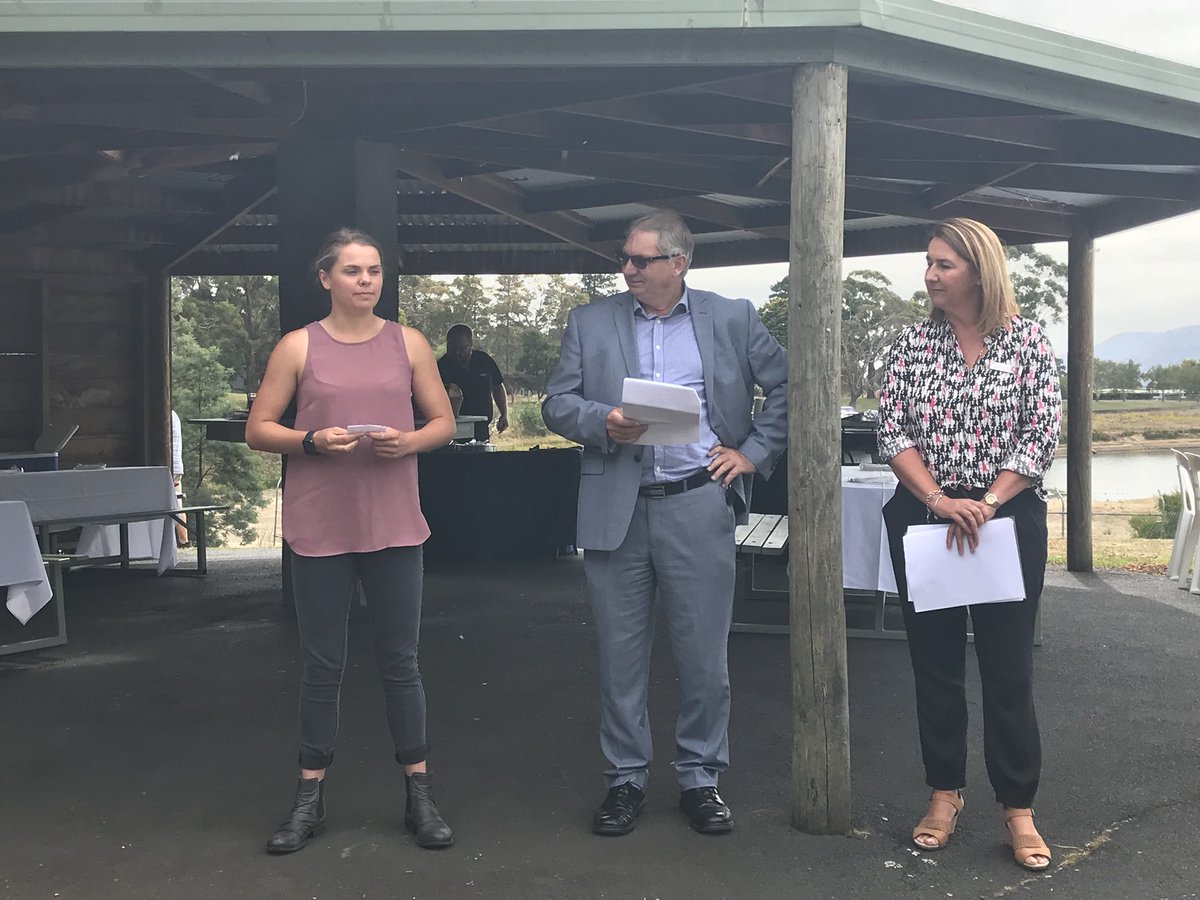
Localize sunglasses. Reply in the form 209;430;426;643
615;251;679;270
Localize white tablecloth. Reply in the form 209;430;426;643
0;501;52;624
841;469;899;593
0;467;178;575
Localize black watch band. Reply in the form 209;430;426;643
302;431;319;456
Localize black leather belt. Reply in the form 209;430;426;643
639;470;713;498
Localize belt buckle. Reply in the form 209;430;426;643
643;483;668;498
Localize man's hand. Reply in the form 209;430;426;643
605;407;648;444
496;413;509;434
706;443;756;488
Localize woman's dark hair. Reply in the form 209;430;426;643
313;227;384;281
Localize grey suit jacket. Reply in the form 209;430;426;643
542;288;787;551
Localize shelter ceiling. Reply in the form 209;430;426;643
2;58;1199;275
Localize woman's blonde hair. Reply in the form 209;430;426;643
929;217;1018;335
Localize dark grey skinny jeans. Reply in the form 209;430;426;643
290;545;427;770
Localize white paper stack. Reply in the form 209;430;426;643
620;377;701;446
902;517;1025;612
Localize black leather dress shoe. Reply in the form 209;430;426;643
592;783;646;836
679;786;734;834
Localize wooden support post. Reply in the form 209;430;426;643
788;62;851;834
1066;229;1094;572
277;138;399;334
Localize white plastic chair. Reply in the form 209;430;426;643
1172;451;1200;591
1167;450;1195;580
1186;453;1200;595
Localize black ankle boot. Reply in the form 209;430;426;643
405;772;453;848
266;777;326;854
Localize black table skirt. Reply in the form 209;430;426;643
418;447;580;560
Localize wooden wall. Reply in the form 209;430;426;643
0;279;45;452
0;269;167;469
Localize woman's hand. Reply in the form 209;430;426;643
362;426;417;459
314;427;359;455
939;498;996;554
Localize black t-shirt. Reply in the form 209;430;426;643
438;350;503;439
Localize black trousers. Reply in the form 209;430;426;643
290;545;428;770
882;485;1047;807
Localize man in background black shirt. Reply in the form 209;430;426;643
437;324;509;442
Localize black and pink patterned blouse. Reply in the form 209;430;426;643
876;315;1062;491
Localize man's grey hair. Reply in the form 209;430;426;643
627;210;694;272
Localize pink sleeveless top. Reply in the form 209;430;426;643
282;320;430;556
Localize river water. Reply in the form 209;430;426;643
1042;449;1187;500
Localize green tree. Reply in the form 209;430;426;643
541;274;589;340
173;275;278;394
516;329;560;398
759;275;790;349
171;328;272;546
764;273;922;404
841;271;924;405
1094;359;1143;391
1006;245;1066;327
398;275;453;343
581;272;619;302
1145;359;1200;395
489;274;534;376
446;275;492;346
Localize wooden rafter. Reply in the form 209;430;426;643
393;150;612;261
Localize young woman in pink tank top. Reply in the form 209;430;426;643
247;229;456;854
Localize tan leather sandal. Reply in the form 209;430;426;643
912;789;964;850
1002;807;1052;871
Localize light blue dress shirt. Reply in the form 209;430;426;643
632;287;720;486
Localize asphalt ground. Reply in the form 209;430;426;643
3;551;1199;900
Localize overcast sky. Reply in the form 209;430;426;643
691;0;1200;350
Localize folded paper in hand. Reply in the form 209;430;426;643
902;517;1025;612
621;377;701;446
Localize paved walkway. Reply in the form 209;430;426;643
3;553;1199;899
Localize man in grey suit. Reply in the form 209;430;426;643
542;210;787;836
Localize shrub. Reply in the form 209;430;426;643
512;399;549;437
1130;491;1181;539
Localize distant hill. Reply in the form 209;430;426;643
1095;325;1200;369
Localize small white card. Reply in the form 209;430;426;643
902;517;1025;612
620;377;701;446
346;424;386;434
988;360;1016;374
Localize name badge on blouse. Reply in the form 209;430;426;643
988;360;1016;374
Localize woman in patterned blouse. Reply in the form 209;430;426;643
876;217;1061;871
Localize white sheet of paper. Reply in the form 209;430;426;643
902;517;1025;612
620;377;701;446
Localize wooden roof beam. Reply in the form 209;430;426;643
461;111;785;158
844;186;1075;237
521;182;694;214
179;68;273;105
418;145;787;203
146;159;277;273
0;151;126;209
394;150;612;262
920;163;1037;210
